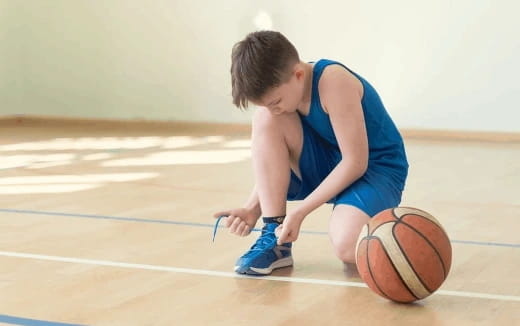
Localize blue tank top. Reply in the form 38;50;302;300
301;59;408;184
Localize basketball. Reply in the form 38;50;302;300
355;207;452;303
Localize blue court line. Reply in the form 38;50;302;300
0;314;85;326
0;208;519;249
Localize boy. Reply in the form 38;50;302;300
213;31;408;276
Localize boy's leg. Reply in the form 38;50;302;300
328;204;370;271
234;109;303;275
329;171;404;274
252;109;303;216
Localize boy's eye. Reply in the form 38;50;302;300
266;98;281;109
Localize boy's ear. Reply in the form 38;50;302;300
294;64;305;80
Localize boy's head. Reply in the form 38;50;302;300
231;31;304;112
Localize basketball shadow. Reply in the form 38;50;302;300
385;299;426;308
375;296;439;324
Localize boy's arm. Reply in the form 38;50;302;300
295;66;368;218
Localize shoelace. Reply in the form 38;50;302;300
247;227;277;252
212;215;226;242
212;216;280;248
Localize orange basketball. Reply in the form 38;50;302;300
355;207;452;303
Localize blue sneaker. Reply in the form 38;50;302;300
234;218;293;275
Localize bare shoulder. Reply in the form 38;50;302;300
318;64;363;112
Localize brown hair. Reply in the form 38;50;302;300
230;31;300;109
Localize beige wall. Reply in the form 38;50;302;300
279;1;520;132
0;0;22;114
1;0;519;132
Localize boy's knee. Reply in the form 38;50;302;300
253;108;279;131
252;110;303;166
332;238;357;264
253;109;300;130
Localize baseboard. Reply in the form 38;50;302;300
0;115;252;135
2;115;519;142
400;129;520;143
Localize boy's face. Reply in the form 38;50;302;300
254;64;306;115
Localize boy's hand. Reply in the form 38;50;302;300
213;208;260;237
276;211;305;245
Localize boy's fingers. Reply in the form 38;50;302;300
276;226;289;245
229;217;242;233
225;215;236;228
241;225;250;237
275;225;282;238
235;221;246;235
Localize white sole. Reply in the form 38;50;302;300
246;256;294;275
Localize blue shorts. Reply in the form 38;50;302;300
286;120;407;217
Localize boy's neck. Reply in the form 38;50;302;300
297;62;314;115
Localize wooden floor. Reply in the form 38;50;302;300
0;119;518;325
